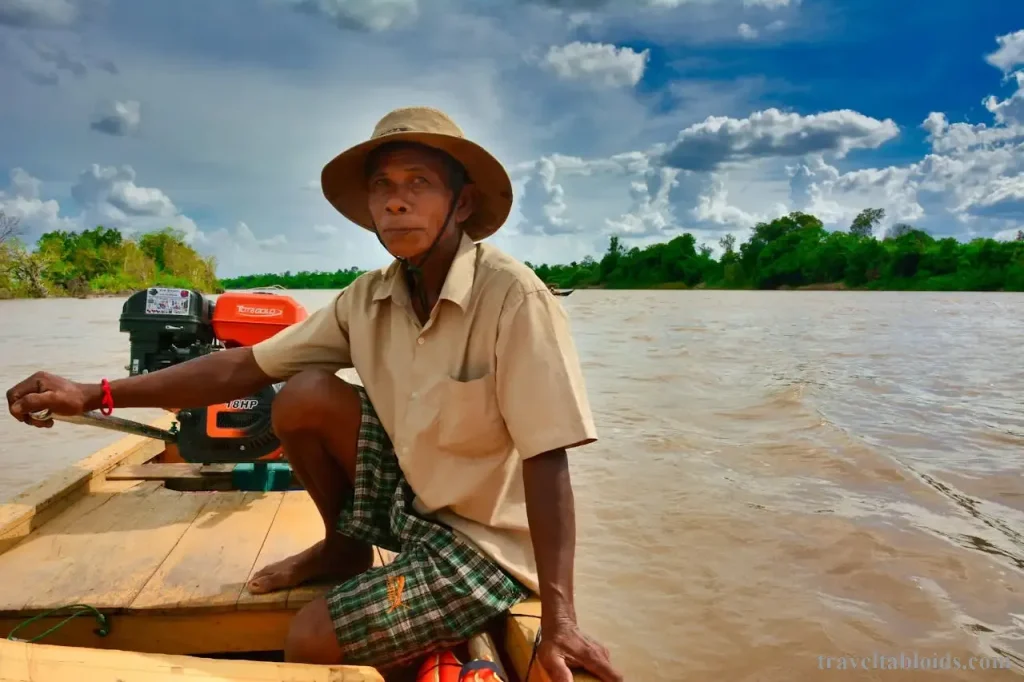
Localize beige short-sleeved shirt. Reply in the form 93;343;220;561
250;231;597;594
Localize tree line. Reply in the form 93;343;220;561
0;212;219;299
223;209;1024;292
4;208;1024;298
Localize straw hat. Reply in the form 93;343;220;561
321;106;513;242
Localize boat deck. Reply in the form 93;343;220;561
0;475;375;653
0;419;557;681
0;418;396;657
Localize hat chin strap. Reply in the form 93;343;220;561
371;180;465;320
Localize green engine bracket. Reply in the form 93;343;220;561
231;461;294;492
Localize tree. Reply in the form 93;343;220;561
849;208;885;238
719;233;736;254
598;234;624;280
886;223;917;240
0;211;21;246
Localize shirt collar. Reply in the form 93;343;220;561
373;231;478;311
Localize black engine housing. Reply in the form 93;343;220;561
119;288;218;375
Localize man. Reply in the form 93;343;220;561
6;106;621;681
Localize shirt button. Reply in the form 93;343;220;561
410;391;418;399
417;337;425;345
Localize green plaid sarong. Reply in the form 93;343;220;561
325;385;530;669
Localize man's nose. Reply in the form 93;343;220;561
385;197;409;214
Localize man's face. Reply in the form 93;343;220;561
366;144;473;260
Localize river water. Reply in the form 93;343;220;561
2;290;1023;680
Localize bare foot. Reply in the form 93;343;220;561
247;539;372;594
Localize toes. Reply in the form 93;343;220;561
248;570;291;594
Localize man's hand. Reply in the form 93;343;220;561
7;372;96;426
537;619;622;682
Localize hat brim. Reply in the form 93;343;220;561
321;131;513;242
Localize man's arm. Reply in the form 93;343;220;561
523;447;577;629
8;292;352;422
494;286;621;682
102;347;272;410
523;447;622;682
8;347;273;421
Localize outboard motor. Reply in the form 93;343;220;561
117;287;307;464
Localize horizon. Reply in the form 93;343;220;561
1;1;1021;279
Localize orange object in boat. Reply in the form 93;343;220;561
417;650;462;682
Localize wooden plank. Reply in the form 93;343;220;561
0;414;175;542
107;463;203;480
0;481;161;615
0;478;145;556
1;484;211;614
107;463;234;481
130;492;283;613
505;600;599;682
0;609;297;656
237;491;322;610
0;637;385;682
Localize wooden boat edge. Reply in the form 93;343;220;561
0;421;599;681
0;636;386;681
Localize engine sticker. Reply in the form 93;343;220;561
145;287;192;316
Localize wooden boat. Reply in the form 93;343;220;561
0;418;593;681
545;285;574;297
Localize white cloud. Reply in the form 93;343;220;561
540;42;650;88
922;111;1024;154
738;23;758;40
743;0;796;7
657;108;900;171
518;157;575;235
0;169;74;236
71;165;177;219
985;29;1024;72
694;176;773;229
983;71;1024;127
605;167;680;237
90;100;141;136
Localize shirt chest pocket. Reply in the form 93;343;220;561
435;372;508;456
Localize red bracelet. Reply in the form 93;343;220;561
100;378;114;416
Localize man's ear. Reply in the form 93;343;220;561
454;184;476;224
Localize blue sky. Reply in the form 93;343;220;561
0;0;1021;277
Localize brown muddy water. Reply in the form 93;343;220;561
2;290;1023;680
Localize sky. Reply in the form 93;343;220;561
0;0;1022;278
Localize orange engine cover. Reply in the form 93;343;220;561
211;292;308;348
